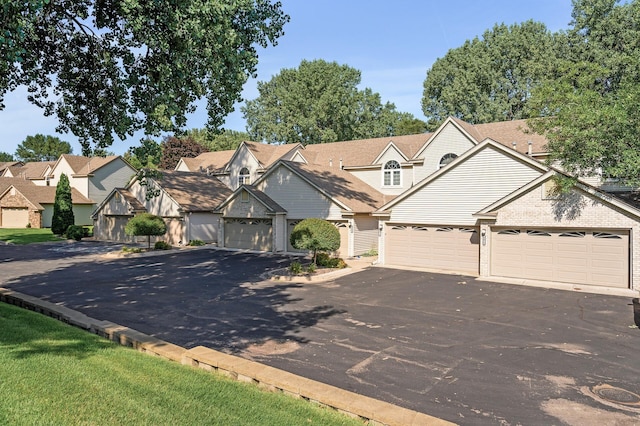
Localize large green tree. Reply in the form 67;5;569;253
0;152;13;162
528;0;640;186
15;134;72;162
51;173;74;235
422;20;560;129
181;128;250;152
125;138;162;170
159;136;209;170
242;59;415;144
0;1;288;155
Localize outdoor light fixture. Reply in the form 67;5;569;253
481;229;486;246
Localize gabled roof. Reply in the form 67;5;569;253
0;177;93;210
470;119;548;156
243;141;303;167
258;160;394;213
301;134;429;168
178;150;235;173
0;161;22;174
91;187;147;218
474;170;640;221
4;161;54;179
151;170;233;211
378;138;549;212
215;184;287;214
53;154;132;176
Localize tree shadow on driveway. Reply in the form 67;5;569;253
2;250;347;354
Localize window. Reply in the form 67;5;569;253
383;160;401;186
240;190;249;202
239;167;250;185
439;153;458;169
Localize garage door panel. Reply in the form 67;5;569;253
385;225;479;274
492;229;629;289
2;208;29;228
225;219;272;251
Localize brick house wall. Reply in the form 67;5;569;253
0;190;42;228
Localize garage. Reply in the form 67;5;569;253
1;207;30;228
385;224;480;274
97;215;132;242
189;213;218;243
224;218;272;251
491;228;629;289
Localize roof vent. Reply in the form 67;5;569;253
511;141;517;150
329;158;333;167
339;158;343;170
528;140;532;156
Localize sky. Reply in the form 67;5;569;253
0;0;575;157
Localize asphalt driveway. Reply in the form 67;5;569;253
2;245;639;425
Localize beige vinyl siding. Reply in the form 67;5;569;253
227;145;261;189
258;168;344;220
128;181;182;217
413;122;476;182
98;192;134;216
39;204;93;227
50;159;91;199
88;159;136;206
354;215;378;255
389;146;543;225
221;191;272;218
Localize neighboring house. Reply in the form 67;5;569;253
176;141;303;189
1;161;55;184
41;154;137;224
375;139;640;295
92;170;232;245
215;160;394;256
0;177;94;228
90;116;640;295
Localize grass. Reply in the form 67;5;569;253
0;228;63;245
0;303;361;426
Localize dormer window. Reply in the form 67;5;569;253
383;160;401;186
439;153;458;169
239;167;251;185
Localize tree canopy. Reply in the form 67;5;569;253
0;0;289;155
14;134;72;162
0;152;13;162
125;138;162;170
159;136;209;170
242;59;417;144
181;128;250;152
527;0;640;186
422;20;559;129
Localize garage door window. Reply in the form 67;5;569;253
526;230;551;237
594;232;622;239
559;231;585;238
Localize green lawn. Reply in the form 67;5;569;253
0;303;360;425
0;228;63;245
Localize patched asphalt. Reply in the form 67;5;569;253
1;245;639;424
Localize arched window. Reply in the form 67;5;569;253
439;153;458;169
239;167;251;185
383;160;401;186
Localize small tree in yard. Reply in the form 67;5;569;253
51;173;74;235
125;213;167;249
289;218;340;265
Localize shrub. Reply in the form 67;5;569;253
290;218;340;264
316;252;348;269
289;261;302;275
125;213;167;248
65;225;84;241
51;173;75;235
122;246;143;254
154;241;171;250
307;263;316;273
188;239;205;246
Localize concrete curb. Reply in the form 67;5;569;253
0;287;454;426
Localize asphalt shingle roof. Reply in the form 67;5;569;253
153;170;233;211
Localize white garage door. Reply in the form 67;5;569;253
189;213;218;243
224;218;272;251
1;208;29;228
385;225;479;274
491;228;629;289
